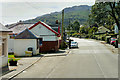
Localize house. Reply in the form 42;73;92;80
29;21;60;52
97;26;110;34
8;21;60;56
13;28;40;56
0;23;12;70
95;26;114;41
7;22;34;54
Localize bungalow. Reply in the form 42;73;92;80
13;28;40;56
8;21;60;56
7;22;34;54
0;23;12;71
29;21;60;52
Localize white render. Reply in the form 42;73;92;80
8;36;14;53
30;24;58;41
0;33;9;68
14;39;38;56
0;56;8;68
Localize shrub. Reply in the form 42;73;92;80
8;55;20;63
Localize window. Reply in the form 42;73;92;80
2;38;6;56
2;42;4;55
39;38;42;46
37;39;39;49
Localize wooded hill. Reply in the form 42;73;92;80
23;5;91;27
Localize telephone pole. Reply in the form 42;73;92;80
61;9;64;48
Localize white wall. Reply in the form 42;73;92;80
14;39;37;56
40;36;58;41
8;37;14;53
0;32;9;68
0;56;8;68
30;24;57;41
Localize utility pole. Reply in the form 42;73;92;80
68;18;71;39
61;9;64;48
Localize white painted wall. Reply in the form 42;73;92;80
30;24;57;41
8;36;14;53
14;39;37;56
0;56;8;68
40;36;58;41
0;33;9;68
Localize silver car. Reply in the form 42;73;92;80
71;41;78;48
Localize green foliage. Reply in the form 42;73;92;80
88;26;98;34
80;26;85;33
72;33;79;37
59;41;68;50
88;2;120;30
8;58;20;61
79;24;98;39
8;55;15;58
73;21;80;32
8;55;20;62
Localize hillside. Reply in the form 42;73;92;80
23;5;91;28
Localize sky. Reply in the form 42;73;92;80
0;0;95;25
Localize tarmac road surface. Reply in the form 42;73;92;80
14;37;118;78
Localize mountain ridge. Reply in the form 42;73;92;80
23;5;91;27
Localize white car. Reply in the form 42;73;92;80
71;41;78;48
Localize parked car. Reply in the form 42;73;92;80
110;38;117;46
71;41;78;48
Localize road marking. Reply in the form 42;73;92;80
92;50;106;78
22;71;27;73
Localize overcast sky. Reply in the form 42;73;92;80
0;0;95;25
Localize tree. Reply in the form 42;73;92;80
73;21;80;32
80;26;85;33
108;2;120;30
88;1;120;30
67;23;73;31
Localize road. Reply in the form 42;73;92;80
14;38;118;78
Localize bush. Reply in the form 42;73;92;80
72;33;78;37
59;41;68;50
8;55;20;63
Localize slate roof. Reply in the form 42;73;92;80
0;23;12;32
6;22;34;33
15;28;39;39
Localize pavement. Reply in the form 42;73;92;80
1;49;69;80
98;40;118;54
88;39;119;54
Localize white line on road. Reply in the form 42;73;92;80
92;50;106;78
